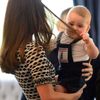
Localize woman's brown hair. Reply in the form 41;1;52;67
0;0;52;73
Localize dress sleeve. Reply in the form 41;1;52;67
26;45;55;86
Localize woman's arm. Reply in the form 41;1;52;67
37;83;86;100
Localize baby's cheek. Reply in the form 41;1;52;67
79;30;83;34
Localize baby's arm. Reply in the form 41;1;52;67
80;32;99;59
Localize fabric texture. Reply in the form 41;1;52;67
15;42;56;100
57;34;89;93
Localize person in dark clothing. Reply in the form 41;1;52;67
21;93;27;100
96;68;100;100
82;53;100;100
95;53;100;100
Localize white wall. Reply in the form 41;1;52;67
42;0;73;17
0;0;8;48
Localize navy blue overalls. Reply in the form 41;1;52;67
58;38;89;93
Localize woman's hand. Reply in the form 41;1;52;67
82;62;93;81
37;83;86;100
73;84;87;100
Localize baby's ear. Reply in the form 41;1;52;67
86;25;90;33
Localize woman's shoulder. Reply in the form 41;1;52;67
24;41;44;57
25;41;43;51
49;39;57;51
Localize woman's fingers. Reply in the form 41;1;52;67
77;84;87;95
82;62;93;81
82;62;93;72
82;67;93;73
82;62;92;68
82;72;92;81
85;75;92;81
73;84;87;100
81;84;87;90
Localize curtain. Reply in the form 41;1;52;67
73;0;100;49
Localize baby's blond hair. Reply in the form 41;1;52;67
67;5;91;24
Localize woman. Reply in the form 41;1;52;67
0;0;92;100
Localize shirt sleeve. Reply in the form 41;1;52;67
26;45;55;86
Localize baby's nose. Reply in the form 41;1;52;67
73;25;77;30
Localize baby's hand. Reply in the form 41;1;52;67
80;32;90;44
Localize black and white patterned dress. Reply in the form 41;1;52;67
15;42;56;100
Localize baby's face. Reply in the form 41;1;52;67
66;11;90;39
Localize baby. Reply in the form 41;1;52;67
56;5;99;93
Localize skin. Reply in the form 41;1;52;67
66;11;99;59
66;11;90;40
82;62;93;81
37;83;86;100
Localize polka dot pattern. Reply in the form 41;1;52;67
15;42;56;100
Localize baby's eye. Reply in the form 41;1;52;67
69;23;74;26
78;25;83;28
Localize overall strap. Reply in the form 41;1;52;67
56;33;82;63
56;32;63;45
68;39;81;63
71;38;81;45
